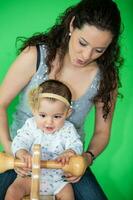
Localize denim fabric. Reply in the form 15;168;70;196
0;168;107;200
72;168;108;200
0;170;17;200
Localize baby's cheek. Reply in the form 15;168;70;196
56;120;65;130
36;120;44;129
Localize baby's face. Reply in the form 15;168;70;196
34;98;69;134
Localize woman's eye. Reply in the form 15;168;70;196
79;40;87;47
95;49;104;53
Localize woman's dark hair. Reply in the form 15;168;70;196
18;0;123;119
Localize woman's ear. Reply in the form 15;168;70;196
69;16;75;33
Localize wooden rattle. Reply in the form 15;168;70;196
30;144;41;200
0;148;87;177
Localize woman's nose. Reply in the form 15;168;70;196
82;47;92;60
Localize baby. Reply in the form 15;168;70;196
5;79;83;200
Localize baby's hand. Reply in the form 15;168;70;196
15;149;32;176
56;149;76;166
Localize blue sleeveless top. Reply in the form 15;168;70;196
10;45;101;142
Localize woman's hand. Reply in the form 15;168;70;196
63;151;92;183
55;149;82;182
56;149;82;183
15;149;32;177
64;172;82;183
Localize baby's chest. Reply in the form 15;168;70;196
33;134;65;159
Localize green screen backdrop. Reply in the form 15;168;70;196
0;1;133;199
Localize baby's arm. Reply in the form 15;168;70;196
11;118;35;175
62;122;83;155
56;149;76;165
56;122;83;165
11;118;35;156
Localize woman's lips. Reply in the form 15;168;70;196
76;59;86;65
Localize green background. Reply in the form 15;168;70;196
0;1;133;199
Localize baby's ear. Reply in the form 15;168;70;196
66;107;73;118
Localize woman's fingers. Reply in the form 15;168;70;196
70;176;81;183
24;155;32;168
63;172;81;182
64;172;72;177
14;167;28;177
15;163;31;177
65;175;81;183
28;155;32;168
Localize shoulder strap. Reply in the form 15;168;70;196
36;45;40;71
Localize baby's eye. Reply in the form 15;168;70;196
39;114;46;118
54;115;62;119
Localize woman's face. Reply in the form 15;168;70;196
68;24;113;67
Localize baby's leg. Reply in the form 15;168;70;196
56;183;75;200
5;176;31;200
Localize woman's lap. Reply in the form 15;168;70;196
0;170;17;200
72;168;108;200
0;168;107;200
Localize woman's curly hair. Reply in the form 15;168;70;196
18;0;123;119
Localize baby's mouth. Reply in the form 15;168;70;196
45;126;54;132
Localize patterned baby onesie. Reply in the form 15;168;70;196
12;117;83;195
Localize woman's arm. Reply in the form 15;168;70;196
86;90;117;162
0;46;37;153
65;92;117;183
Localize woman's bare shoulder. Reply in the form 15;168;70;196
0;46;38;106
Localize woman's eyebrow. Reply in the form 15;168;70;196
80;37;89;44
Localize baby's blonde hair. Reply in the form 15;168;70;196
28;86;43;111
28;79;72;111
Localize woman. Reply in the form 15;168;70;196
0;0;123;199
